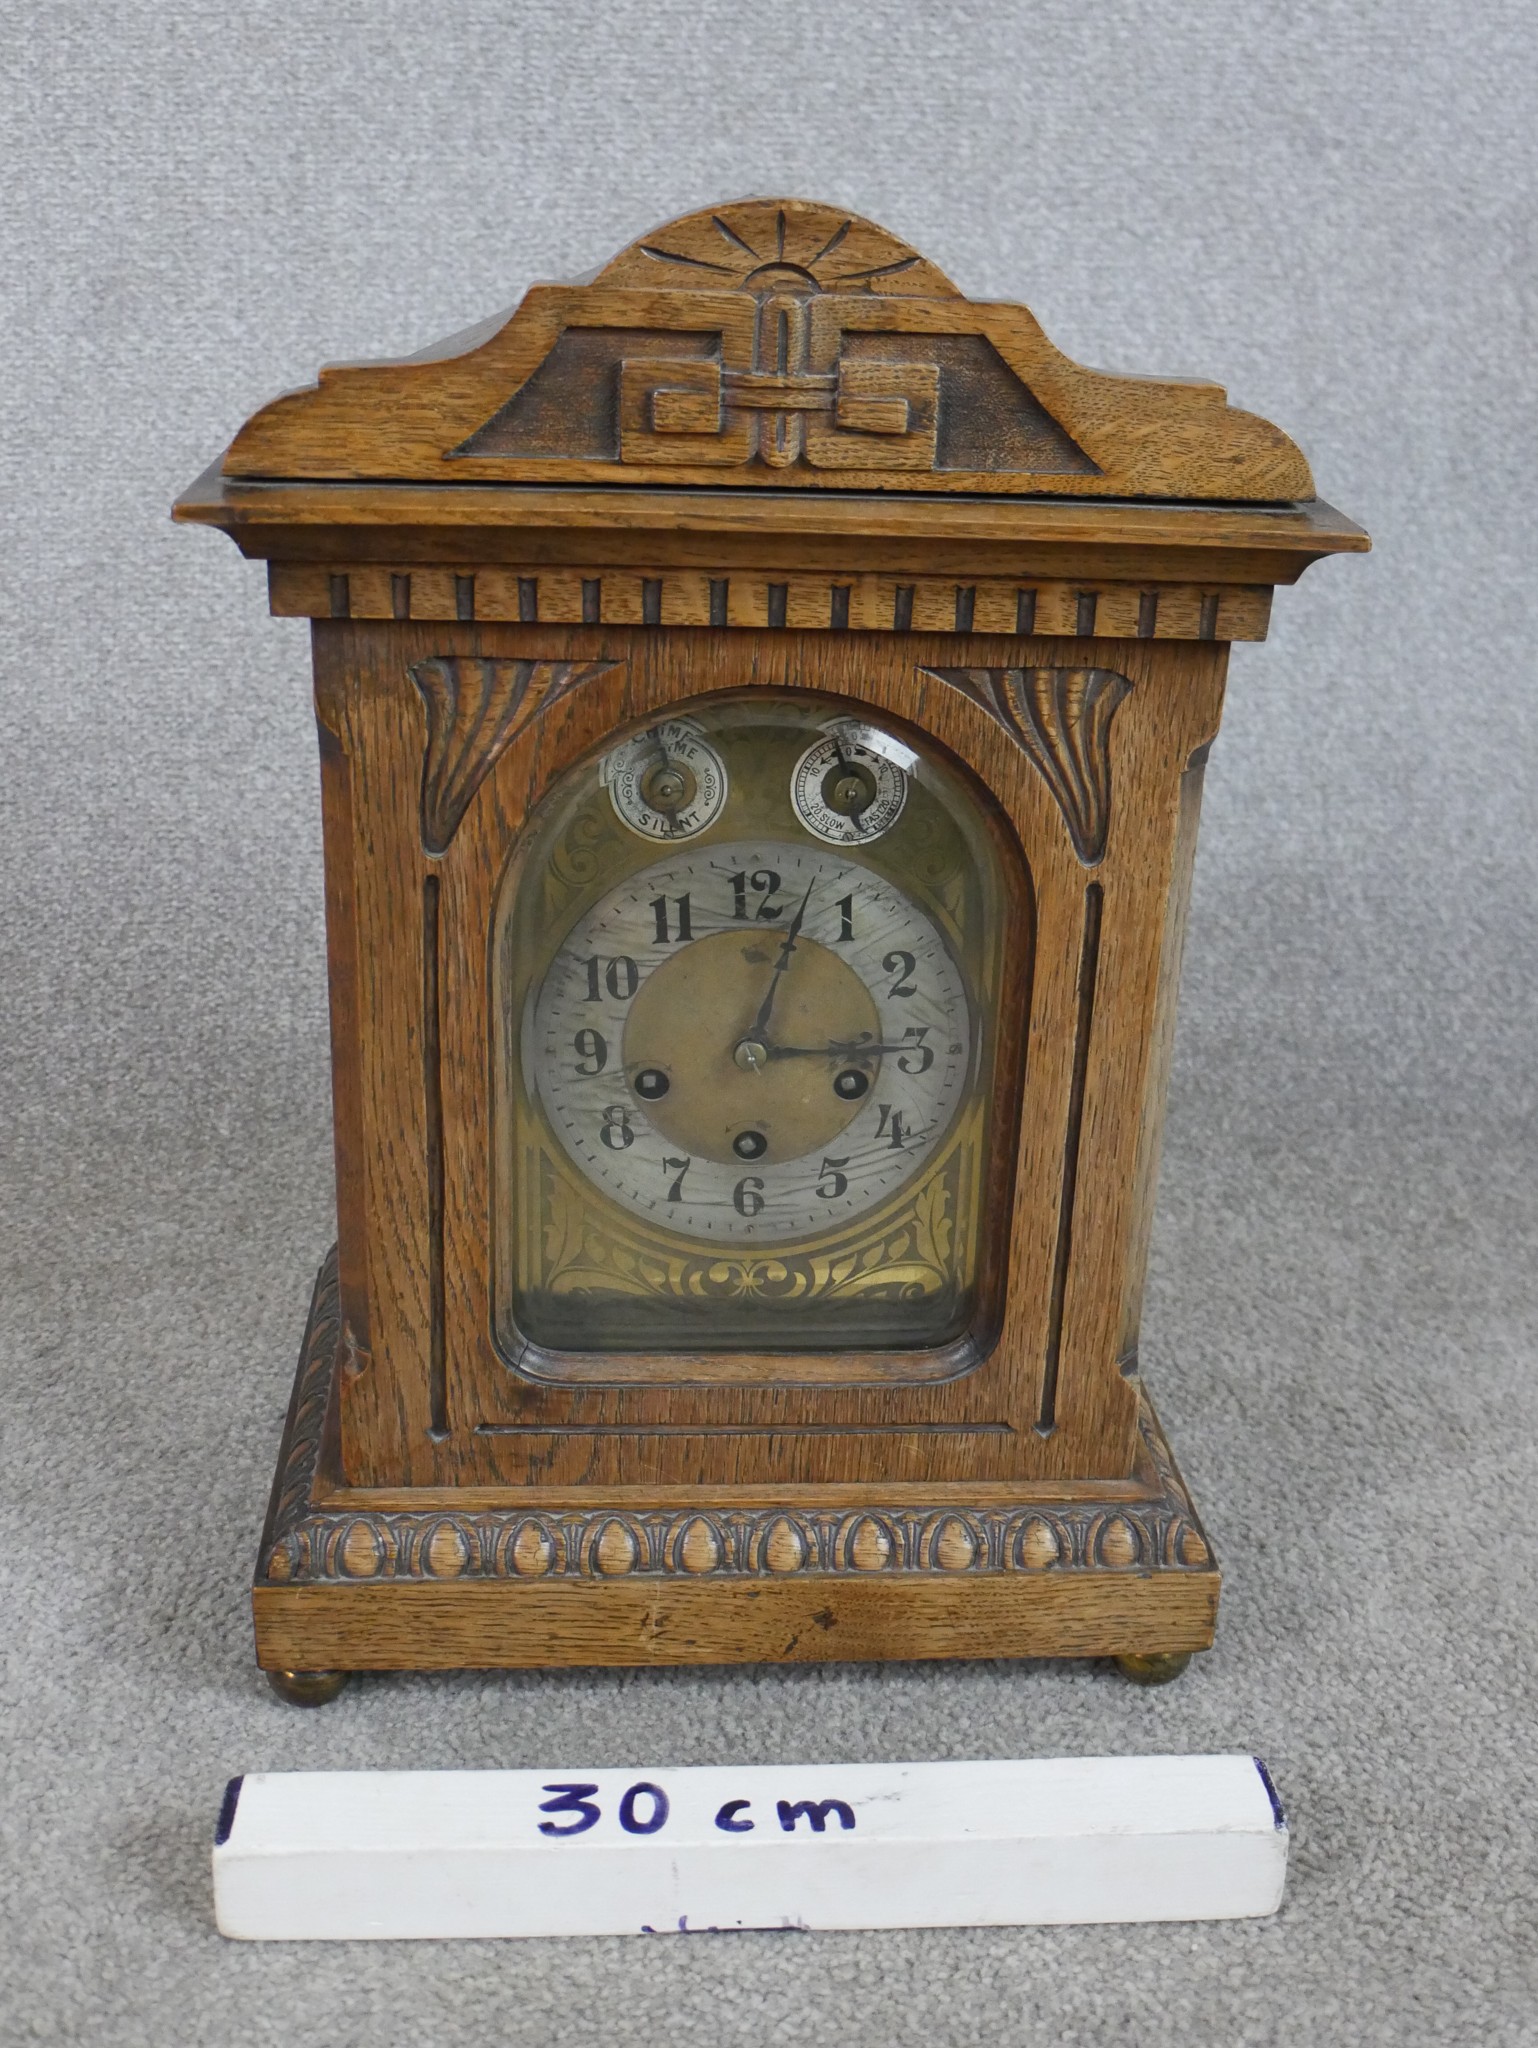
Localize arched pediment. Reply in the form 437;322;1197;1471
221;197;1314;502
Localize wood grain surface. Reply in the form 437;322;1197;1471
171;194;1366;1677
254;1252;1218;1671
205;198;1317;502
269;563;1278;640
255;1575;1218;1671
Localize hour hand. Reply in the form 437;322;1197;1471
765;1037;912;1061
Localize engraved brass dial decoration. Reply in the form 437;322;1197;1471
529;842;971;1244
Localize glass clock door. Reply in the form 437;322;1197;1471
492;690;1029;1380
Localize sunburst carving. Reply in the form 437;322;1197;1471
928;666;1133;864
592;198;960;299
410;657;619;855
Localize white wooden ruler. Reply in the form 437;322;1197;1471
213;1754;1287;1940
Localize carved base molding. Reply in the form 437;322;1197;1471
268;563;1271;641
253;1250;1220;1673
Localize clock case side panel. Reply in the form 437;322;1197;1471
913;640;1229;1480
313;657;371;1384
1008;640;1228;1476
312;624;442;1470
1116;731;1214;1374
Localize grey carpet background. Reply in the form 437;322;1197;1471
2;2;1535;2042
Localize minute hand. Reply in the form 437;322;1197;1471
749;879;815;1040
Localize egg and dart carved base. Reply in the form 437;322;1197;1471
254;1252;1219;1698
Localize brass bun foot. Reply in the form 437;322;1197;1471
266;1667;350;1707
1114;1650;1193;1686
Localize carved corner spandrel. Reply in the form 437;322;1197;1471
927;666;1132;865
409;656;621;856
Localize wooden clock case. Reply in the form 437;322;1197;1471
175;199;1366;1697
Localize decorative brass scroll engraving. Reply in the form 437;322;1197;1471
533;1122;969;1312
928;666;1133;864
410;656;619;855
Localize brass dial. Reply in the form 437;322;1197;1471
497;687;1020;1359
527;839;971;1245
624;929;880;1164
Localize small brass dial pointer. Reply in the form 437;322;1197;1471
827;737;874;831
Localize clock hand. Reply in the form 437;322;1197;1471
763;1039;914;1061
748;878;816;1042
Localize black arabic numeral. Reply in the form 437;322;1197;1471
727;869;784;921
582;956;638;1000
600;1104;635;1150
896;1026;933;1075
573;1028;608;1076
650;895;692;944
875;1104;909;1150
883;949;917;998
817;1155;850;1199
733;1175;765;1218
835;893;855;942
663;1156;690;1201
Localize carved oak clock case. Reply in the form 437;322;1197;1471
175;199;1366;1699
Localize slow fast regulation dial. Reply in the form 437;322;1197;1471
528;840;971;1245
790;719;909;844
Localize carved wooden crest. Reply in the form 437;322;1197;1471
221;198;1314;502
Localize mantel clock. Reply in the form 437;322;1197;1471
175;199;1367;1701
